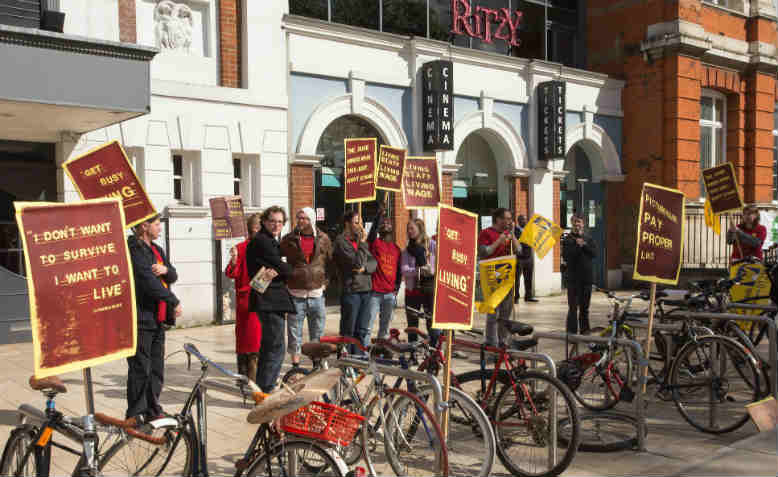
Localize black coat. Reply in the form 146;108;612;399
561;232;596;285
246;226;295;313
514;226;533;264
333;233;377;293
128;235;179;330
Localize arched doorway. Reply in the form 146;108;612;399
562;143;606;286
453;131;509;229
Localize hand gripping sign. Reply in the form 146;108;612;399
15;198;137;378
518;214;563;260
344;138;377;203
63;141;157;229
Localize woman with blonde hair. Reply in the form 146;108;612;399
400;217;440;345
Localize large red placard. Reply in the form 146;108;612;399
344;138;377;203
376;145;406;192
15;198;137;378
432;204;478;330
63;141;157;228
403;156;441;209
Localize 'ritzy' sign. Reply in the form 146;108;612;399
538;81;566;161
422;60;454;151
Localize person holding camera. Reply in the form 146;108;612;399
562;214;596;334
126;214;181;424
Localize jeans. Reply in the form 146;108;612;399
126;327;165;419
340;292;372;355
287;296;326;356
256;311;287;393
405;293;440;346
566;282;592;333
369;291;397;341
486;290;515;347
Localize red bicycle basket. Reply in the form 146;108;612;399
280;401;365;446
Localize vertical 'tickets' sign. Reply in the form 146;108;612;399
633;183;686;285
344;138;377;203
422;60;454;151
538;81;566;161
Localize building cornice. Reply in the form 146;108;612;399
165;205;210;218
0;24;158;61
291;154;323;166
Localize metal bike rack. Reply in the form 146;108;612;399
533;331;648;452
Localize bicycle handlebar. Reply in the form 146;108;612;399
184;343;250;384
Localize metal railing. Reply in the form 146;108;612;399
682;211;740;269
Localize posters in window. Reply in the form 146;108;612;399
701;163;743;215
209;196;247;240
344;138;377;203
15;198;136;378
402;156;441;209
63;141;157;229
376;145;406;192
633;183;686;285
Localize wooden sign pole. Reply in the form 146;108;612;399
642;283;657;393
441;329;453;477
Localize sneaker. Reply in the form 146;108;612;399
525;297;539;303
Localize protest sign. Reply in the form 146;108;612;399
402;156;441;209
432;204;478;330
209;196;247;239
476;255;517;314
344;138;377;203
633;183;686;285
376;146;406;192
701;163;743;215
518;214;563;260
15;198;136;378
63;141;156;228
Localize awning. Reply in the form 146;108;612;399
453;179;468;198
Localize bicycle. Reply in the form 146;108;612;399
0;374;183;477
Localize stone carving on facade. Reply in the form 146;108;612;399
154;1;194;53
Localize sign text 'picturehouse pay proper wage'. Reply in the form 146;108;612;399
15;198;137;378
702;162;743;215
633;183;686;285
344;138;377;203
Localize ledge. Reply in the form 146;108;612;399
291;154;323;166
165;205;210;218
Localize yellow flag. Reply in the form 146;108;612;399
729;262;771;332
519;214;563;260
475;255;516;314
704;199;721;235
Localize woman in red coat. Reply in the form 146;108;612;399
226;213;262;383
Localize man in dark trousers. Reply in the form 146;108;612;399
514;215;538;303
562;214;596;334
127;214;182;424
246;206;295;392
366;205;402;341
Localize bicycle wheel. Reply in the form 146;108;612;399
282;366;311;386
558;412;645;452
454;369;511;417
0;426;38;476
492;370;580;477
670;336;761;434
99;424;193;476
414;384;495;477
244;439;348;477
572;350;631;412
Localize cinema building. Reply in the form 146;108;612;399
1;1;629;342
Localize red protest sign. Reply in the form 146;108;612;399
210;196;247;239
63;141;156;228
633;183;686;285
701;163;743;215
402;156;441;209
432;204;478;330
344;138;377;203
15;198;137;378
376;145;406;192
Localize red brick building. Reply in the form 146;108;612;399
588;0;778;275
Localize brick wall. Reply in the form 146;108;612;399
441;172;454;207
118;0;136;43
290;164;314;219
392;192;409;248
219;0;241;88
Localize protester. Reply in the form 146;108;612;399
225;213;262;384
126;214;182;423
280;207;332;367
401;218;439;345
562;214;596;334
514;214;538;303
478;207;521;347
366;205;402;341
333;210;377;353
728;204;766;261
246;206;295;392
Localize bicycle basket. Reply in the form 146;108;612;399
280;401;365;446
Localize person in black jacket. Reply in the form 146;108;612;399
126;214;181;423
514;215;538;303
333;210;377;354
246;205;295;392
561;214;596;334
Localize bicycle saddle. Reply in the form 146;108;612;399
301;342;338;360
29;375;67;394
372;338;421;355
499;320;534;336
510;337;538;351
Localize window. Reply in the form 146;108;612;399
702;0;745;13
233;157;241;196
700;90;726;196
173;154;183;201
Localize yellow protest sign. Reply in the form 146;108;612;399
476;255;516;314
519;214;563;260
729;262;772;332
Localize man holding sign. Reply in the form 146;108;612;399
561;214;596;334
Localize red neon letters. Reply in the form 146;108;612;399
451;0;523;46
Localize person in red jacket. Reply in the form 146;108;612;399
226;213;262;383
728;204;766;262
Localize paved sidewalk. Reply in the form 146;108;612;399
0;292;775;475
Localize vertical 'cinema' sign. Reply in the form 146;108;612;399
422;60;454;151
538;81;566;161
